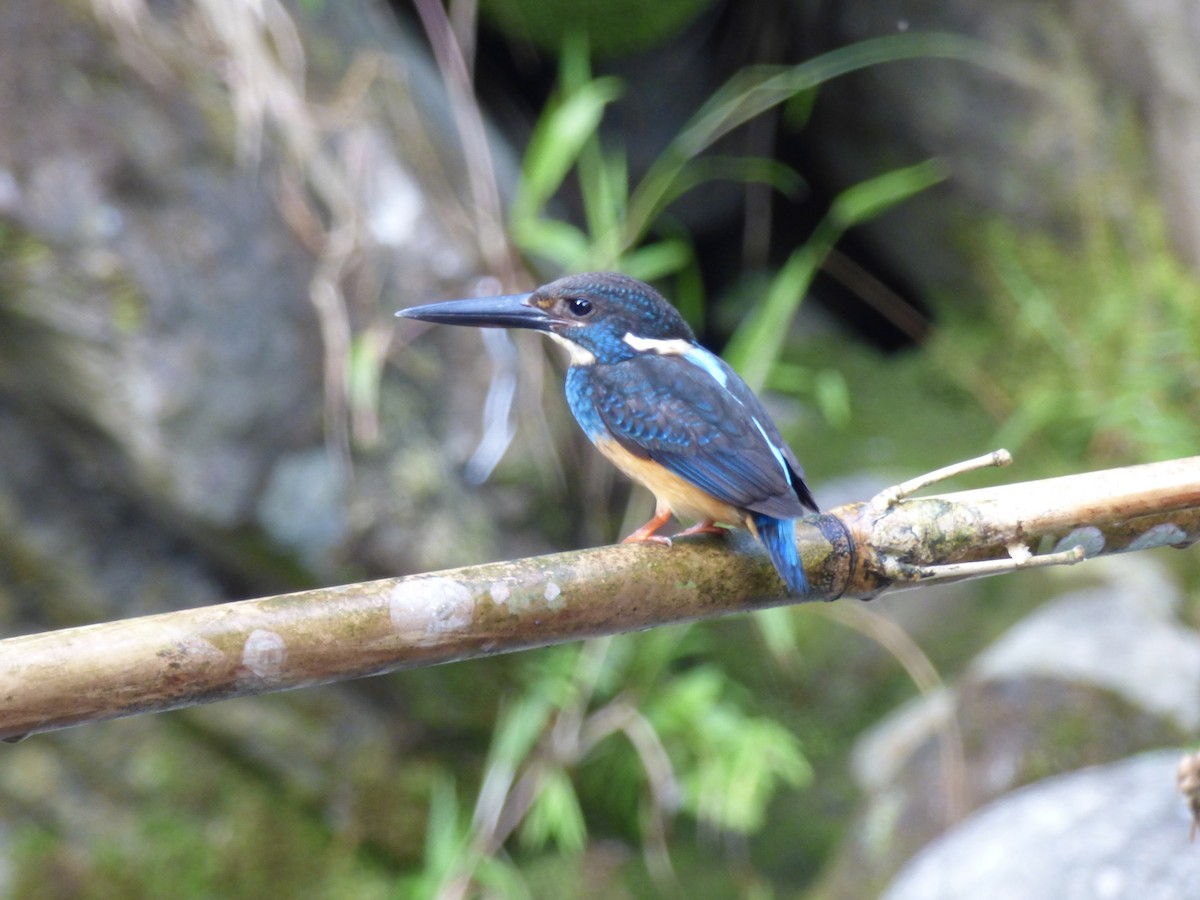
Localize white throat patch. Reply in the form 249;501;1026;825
547;331;596;365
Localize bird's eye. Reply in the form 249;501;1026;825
567;297;594;317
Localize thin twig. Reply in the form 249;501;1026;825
814;603;967;824
870;449;1012;511
411;0;513;279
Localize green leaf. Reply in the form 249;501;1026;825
724;159;944;392
621;239;693;282
489;695;554;771
513;76;624;223
644;667;811;835
643;665;727;732
830;158;946;227
518;768;588;853
628;31;998;236
472;857;534;900
813;368;852;428
577;142;627;267
511;217;591;270
424;773;465;872
722;238;825;392
752;606;801;668
651;155;804;214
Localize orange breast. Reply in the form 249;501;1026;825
593;437;746;527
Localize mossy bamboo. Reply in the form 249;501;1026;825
1;455;1197;742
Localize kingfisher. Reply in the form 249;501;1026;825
397;272;818;594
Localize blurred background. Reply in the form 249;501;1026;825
2;0;1200;896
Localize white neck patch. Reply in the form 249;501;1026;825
625;333;729;387
548;331;596;365
622;334;694;356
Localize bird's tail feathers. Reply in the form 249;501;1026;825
751;514;808;596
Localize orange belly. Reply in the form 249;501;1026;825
594;436;748;528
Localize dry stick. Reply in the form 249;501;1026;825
3;454;1199;743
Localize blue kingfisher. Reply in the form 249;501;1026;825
397;272;818;594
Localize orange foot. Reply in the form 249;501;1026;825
622;508;673;547
674;519;727;538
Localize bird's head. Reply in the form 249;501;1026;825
397;272;696;365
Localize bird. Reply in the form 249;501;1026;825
396;272;818;594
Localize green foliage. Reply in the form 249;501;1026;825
420;628;812;893
512;32;980;275
519;768;588;852
644;665;812;833
408;774;474;897
8;723;397;900
481;0;715;59
512;34;960;416
509;33;717;282
936;202;1200;467
723;159;945;393
624;32;992;236
511;48;624;269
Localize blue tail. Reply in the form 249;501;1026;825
752;514;808;595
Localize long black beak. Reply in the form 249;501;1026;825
395;293;553;331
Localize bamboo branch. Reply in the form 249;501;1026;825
2;454;1198;743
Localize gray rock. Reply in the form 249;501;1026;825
0;0;528;611
256;447;349;571
884;750;1200;900
817;557;1194;900
971;556;1200;731
854;557;1200;794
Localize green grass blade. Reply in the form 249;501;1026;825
627;32;997;238
724;160;944;391
511;217;591;270
829;158;945;227
723;237;829;392
620;239;693;281
513;76;623;224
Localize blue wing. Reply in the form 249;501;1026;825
579;350;817;519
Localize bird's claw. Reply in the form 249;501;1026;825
623;533;673;548
673;519;727;538
622;508;675;546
